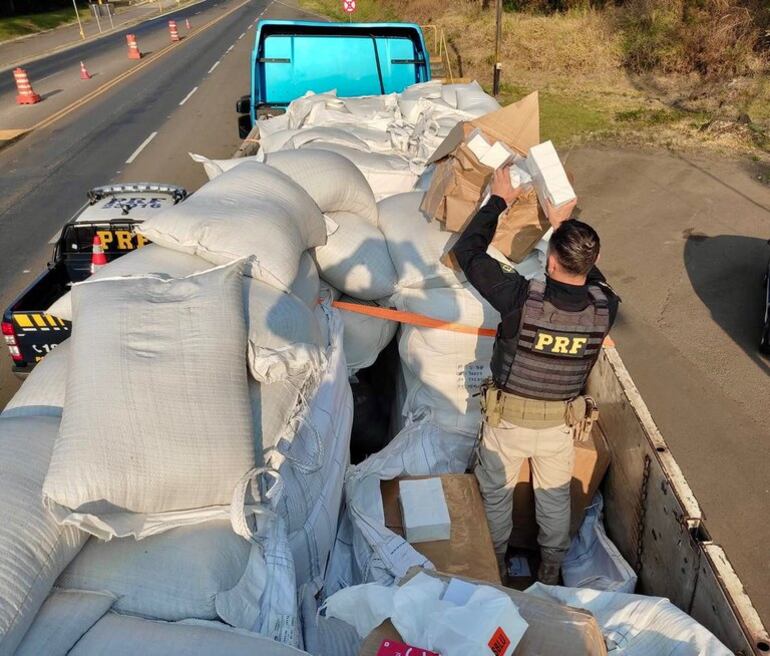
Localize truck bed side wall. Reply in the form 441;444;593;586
587;347;769;656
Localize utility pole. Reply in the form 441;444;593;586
72;0;85;40
492;0;502;96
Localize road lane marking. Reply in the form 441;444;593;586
179;86;198;105
208;60;220;73
125;131;157;164
239;32;245;38
226;45;234;52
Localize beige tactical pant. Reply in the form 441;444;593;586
475;418;575;559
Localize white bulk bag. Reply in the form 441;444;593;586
47;244;212;321
189;152;259;180
68;613;311;656
279;307;353;586
302;143;419;201
290;252;321;309
1;340;68;418
58;521;265;628
244;278;325;383
526;584;732;656
395;285;499;436
265;149;379;226
336;295;397;374
0;416;87;656
444;81;501;115
378;192;465;289
313;211;398;301
137;163;326;291
42;261;255;540
15;589;116;656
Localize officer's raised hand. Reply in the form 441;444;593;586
490;166;523;206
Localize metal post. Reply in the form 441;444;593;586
72;0;86;39
492;0;503;96
93;6;102;34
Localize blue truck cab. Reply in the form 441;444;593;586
236;20;431;137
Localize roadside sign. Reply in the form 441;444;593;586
342;0;356;13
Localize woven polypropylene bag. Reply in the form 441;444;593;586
265;150;379;226
337;296;397;374
1;340;69;418
0;415;87;656
313;211;397;301
377;192;465;290
137;162;326;292
42;261;255;540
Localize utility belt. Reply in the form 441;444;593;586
479;381;598;442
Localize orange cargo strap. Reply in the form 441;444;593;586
330;300;615;347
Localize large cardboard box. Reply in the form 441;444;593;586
420;92;547;262
358;567;608;656
382;474;501;585
508;426;611;550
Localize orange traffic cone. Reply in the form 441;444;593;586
126;34;142;60
79;61;92;80
168;20;180;42
185;18;191;30
13;67;41;105
90;235;107;274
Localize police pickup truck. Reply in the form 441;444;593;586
2;183;186;376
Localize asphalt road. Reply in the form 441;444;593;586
0;0;768;632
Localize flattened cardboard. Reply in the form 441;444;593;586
382;474;501;585
490;189;550;264
508;426;612;550
358;567;608;656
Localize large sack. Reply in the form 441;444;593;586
58;521;265;628
47;244;212;321
0;416;87;656
301;143;419;202
314;211;398;301
378;192;465;289
244;279;325;383
395;284;499;436
137;163;326;291
278;307;353;586
1;340;68;418
265;150;379;226
42;261;255;540
292;252;321;309
14;589;115;656
336;295;398;374
68;613;310;656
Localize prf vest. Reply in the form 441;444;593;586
491;279;610;401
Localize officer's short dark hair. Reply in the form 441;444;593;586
550;219;600;276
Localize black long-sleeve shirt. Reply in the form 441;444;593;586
451;196;619;339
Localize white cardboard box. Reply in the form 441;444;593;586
527;140;576;208
480;141;515;169
399;478;451;544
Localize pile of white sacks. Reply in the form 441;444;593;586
0;81;545;655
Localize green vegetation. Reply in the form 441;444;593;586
299;0;398;22
0;6;90;41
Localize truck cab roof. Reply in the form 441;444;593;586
250;20;430;113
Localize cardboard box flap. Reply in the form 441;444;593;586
470;91;540;157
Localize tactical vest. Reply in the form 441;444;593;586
491;279;610;401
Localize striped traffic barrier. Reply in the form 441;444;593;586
126;34;142;60
13;68;41;105
169;20;180;42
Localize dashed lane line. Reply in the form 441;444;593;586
179;86;198;105
125;131;157;164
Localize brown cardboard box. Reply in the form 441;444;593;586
420;92;547;261
382;474;501;585
358;567;608;656
508;426;611;550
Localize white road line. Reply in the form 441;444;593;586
226;44;234;52
248;22;254;28
208;60;220;73
125;131;158;164
179;86;198;105
239;32;246;38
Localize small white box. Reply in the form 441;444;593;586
466;128;492;161
399;478;451;544
480;141;515;170
527;140;576;208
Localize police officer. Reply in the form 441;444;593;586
451;166;619;584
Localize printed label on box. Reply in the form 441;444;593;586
488;627;511;656
376;639;439;656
